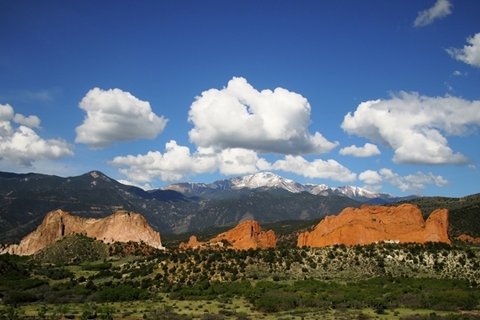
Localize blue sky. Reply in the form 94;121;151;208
0;0;479;197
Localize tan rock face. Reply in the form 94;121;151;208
179;235;204;250
2;209;164;255
179;220;277;250
297;204;451;248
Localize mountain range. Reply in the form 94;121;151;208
0;170;382;244
1;170;478;245
163;171;402;202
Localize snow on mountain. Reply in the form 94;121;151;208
334;186;380;199
230;172;305;193
305;183;331;196
163;171;392;201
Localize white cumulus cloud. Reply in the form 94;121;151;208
188;77;337;154
358;170;383;186
218;148;271;176
339;143;380;157
110;140;272;183
0;104;73;166
414;0;452;27
110;140;217;182
341;92;480;165
13;113;41;128
75;88;168;148
359;168;447;193
447;32;480;68
272;155;356;182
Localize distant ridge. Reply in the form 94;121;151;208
163;171;406;202
0;170;361;243
2;169;478;247
0;170;184;243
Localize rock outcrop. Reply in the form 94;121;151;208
297;204;450;248
179;235;205;250
456;234;480;245
2;209;164;255
179;220;277;250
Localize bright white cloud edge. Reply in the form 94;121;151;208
110;141;356;184
339;143;380;157
111;141;446;194
75;88;168;148
0;104;73;166
341;92;479;165
447;32;480;68
188;77;338;155
359;168;448;193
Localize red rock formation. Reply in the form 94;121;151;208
179;235;204;250
456;234;480;245
297;204;450;248
179;220;277;250
2;209;164;255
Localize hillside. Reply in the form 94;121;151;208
398;193;480;237
0;171;183;243
0;171;360;244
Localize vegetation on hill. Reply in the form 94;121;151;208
1;238;479;319
163;218;322;249
32;234;163;265
33;234;109;265
399;193;480;237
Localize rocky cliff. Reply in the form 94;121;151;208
179;220;277;250
297;204;450;248
2;209;164;255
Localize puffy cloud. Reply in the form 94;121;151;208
360;168;447;193
272;155;356;182
188;77;337;154
447;32;480;68
341;92;480;165
0;104;73;166
111;139;272;183
379;168;448;192
358;170;382;185
110;140;217;182
13;113;40;128
113;146;264;183
414;0;452;27
218;148;271;176
0;104;14;120
339;143;380;157
75;88;167;148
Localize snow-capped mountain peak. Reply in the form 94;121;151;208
334;185;379;199
307;184;331;196
230;172;305;193
162;172;393;202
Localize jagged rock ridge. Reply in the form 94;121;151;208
179;219;277;250
297;204;450;247
2;209;164;255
